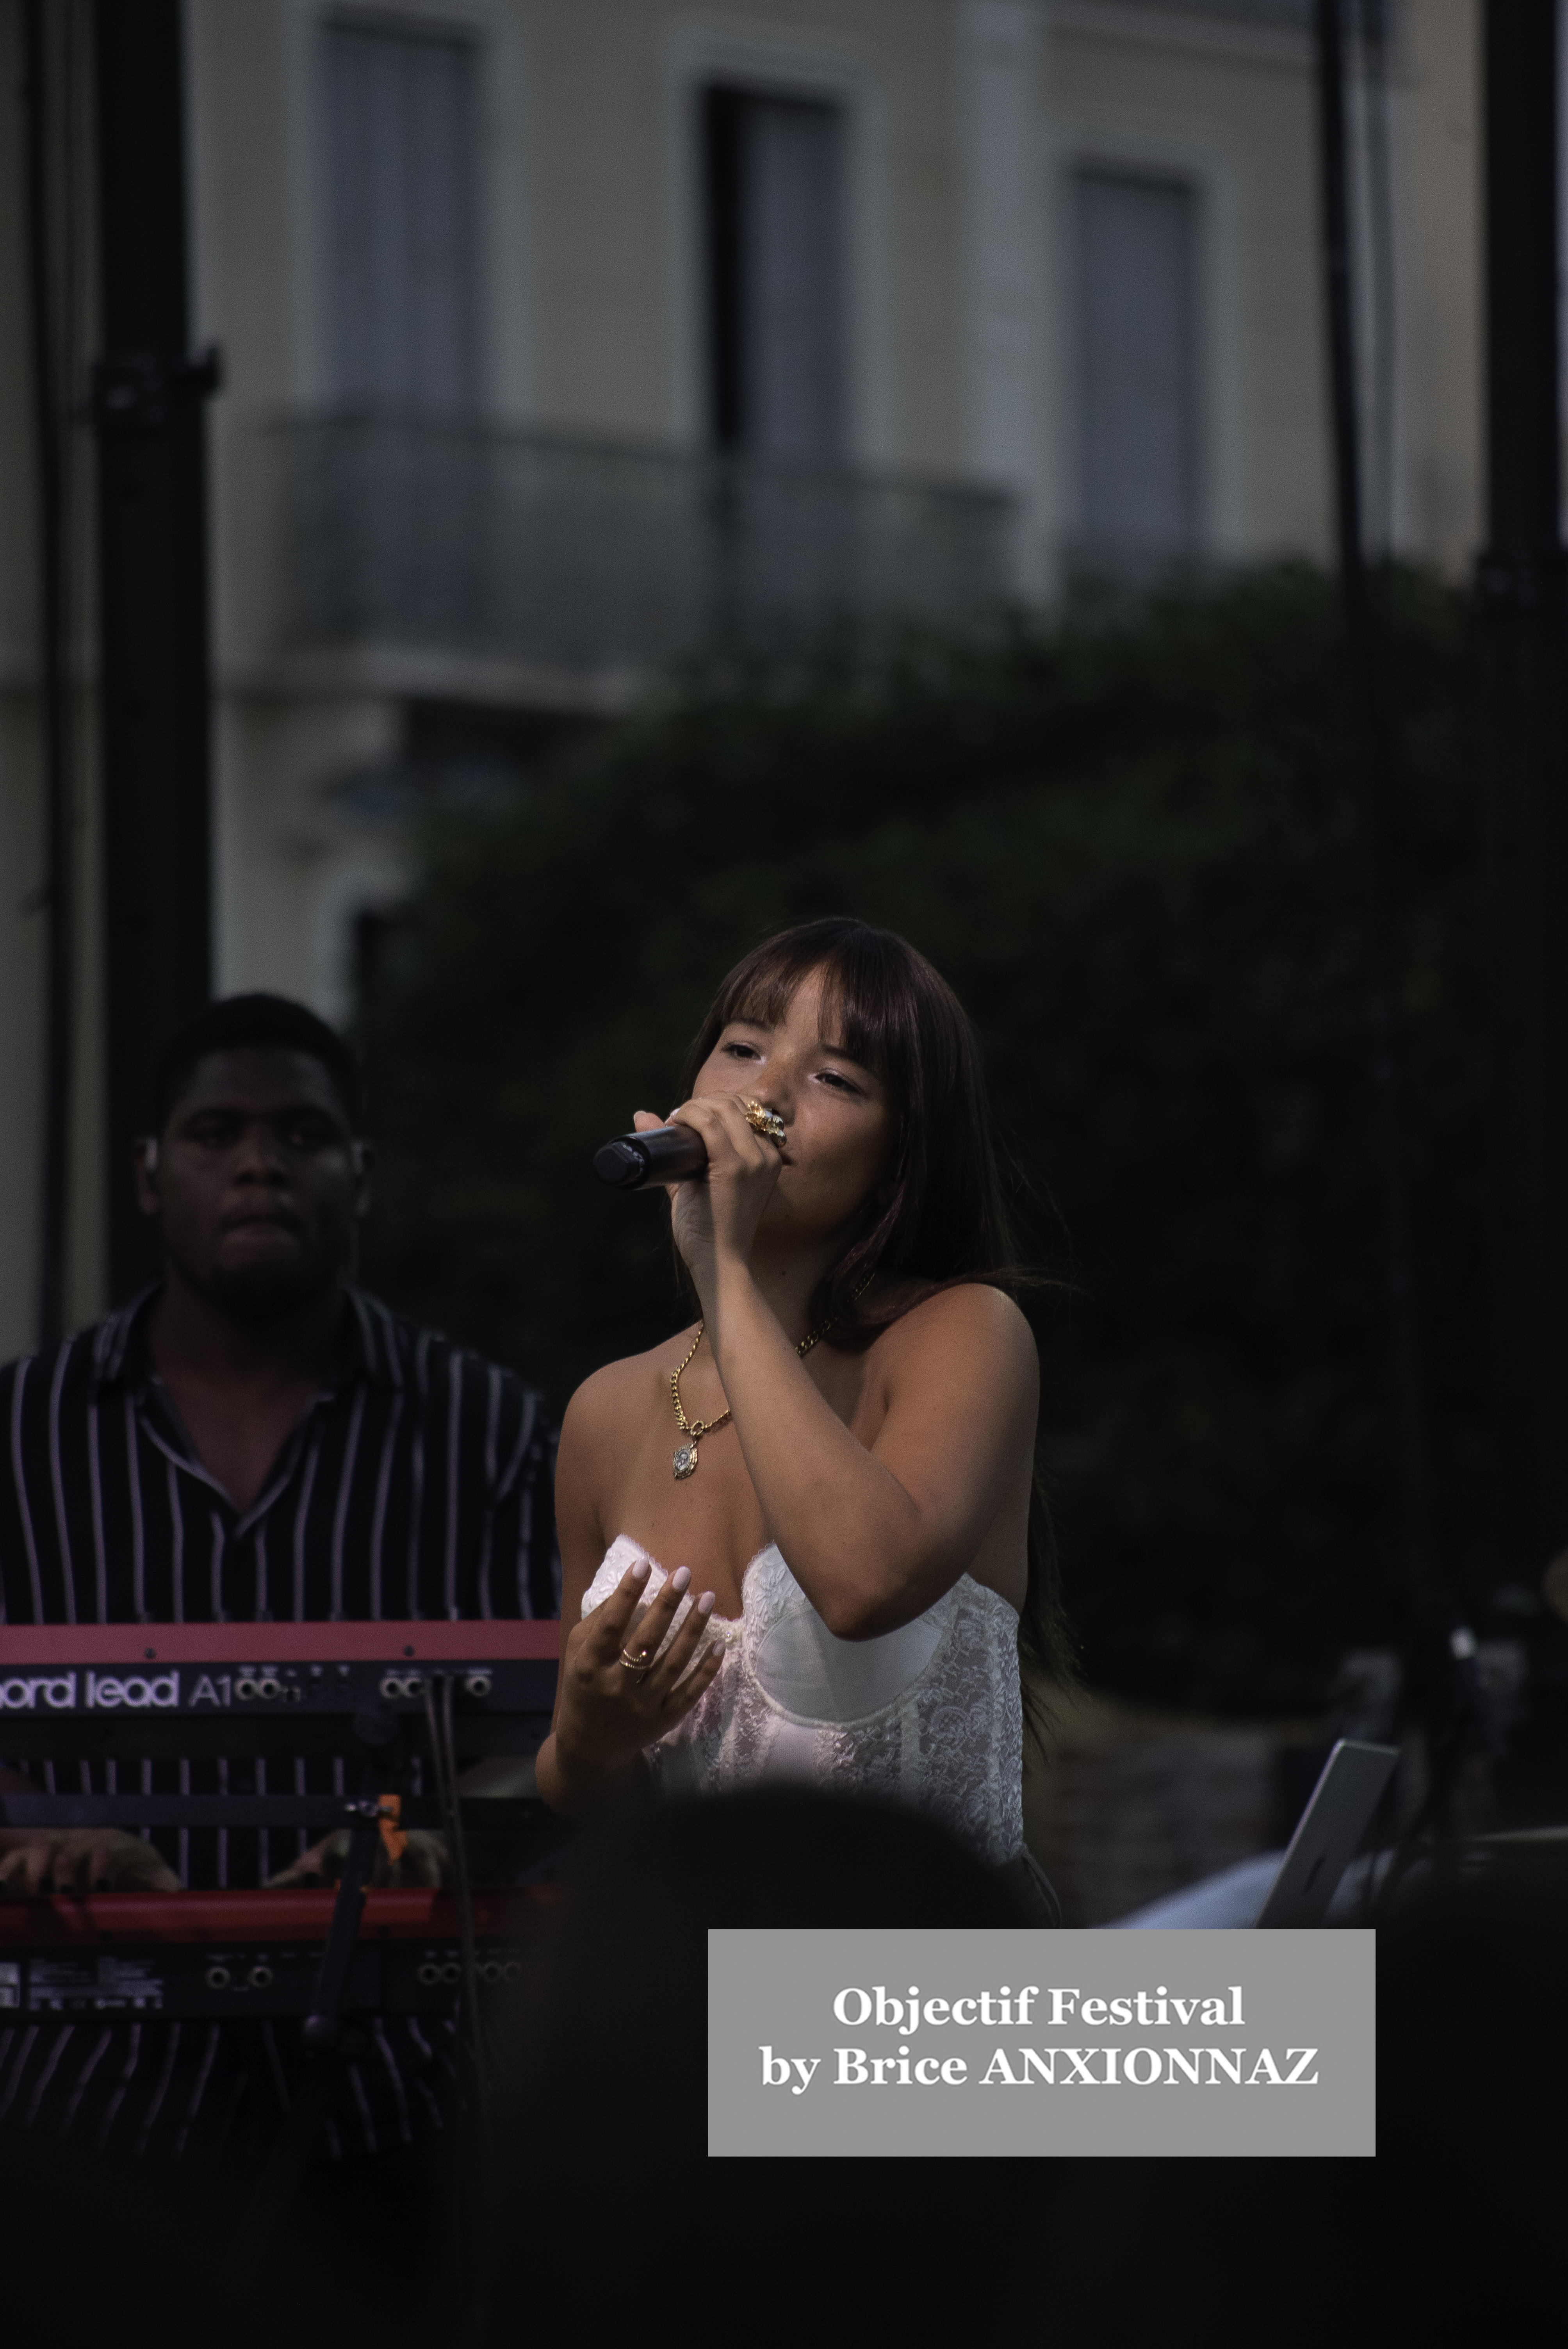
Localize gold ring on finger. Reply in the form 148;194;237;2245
743;1100;786;1145
619;1646;652;1676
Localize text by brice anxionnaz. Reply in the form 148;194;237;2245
757;1981;1321;2094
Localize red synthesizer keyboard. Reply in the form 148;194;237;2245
0;1620;561;1835
0;1619;559;1762
0;1631;571;2086
0;1887;561;2022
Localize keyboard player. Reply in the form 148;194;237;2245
0;993;559;2166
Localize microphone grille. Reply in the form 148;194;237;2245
592;1139;649;1188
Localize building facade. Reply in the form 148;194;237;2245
0;0;1501;1353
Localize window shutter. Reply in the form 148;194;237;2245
323;21;479;414
1074;169;1199;558
707;90;846;461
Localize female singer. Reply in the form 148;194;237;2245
535;918;1071;1901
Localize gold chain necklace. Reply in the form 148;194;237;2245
669;1278;871;1481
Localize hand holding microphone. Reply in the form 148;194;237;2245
593;1100;785;1191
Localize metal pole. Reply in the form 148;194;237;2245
1311;0;1494;1849
1475;2;1568;1659
1313;1;1448;1630
22;0;75;1347
91;0;217;1303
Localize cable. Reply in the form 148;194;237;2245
421;1674;488;2100
422;1671;495;2345
443;1669;487;2083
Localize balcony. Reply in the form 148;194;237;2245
280;413;1016;681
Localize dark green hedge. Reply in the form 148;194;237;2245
358;564;1485;1713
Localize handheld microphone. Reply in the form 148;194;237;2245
592;1124;708;1190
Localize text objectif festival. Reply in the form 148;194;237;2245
758;1979;1320;2094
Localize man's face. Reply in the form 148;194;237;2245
138;1049;370;1320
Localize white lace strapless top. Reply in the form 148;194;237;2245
582;1536;1026;1866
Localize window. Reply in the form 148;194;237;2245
322;18;480;412
1073;168;1200;560
704;87;846;461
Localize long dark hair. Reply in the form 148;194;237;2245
678;917;1076;1725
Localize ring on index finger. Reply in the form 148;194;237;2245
618;1645;653;1678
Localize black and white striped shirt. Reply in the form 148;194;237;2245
0;1285;559;2162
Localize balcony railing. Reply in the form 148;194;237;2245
280;413;1016;674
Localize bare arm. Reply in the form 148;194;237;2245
663;1092;1038;1639
708;1273;1036;1637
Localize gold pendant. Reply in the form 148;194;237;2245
672;1442;698;1480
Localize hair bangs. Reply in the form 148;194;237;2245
717;931;891;1083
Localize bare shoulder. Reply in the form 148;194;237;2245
864;1282;1037;1409
559;1329;699;1444
877;1281;1037;1363
556;1333;698;1579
